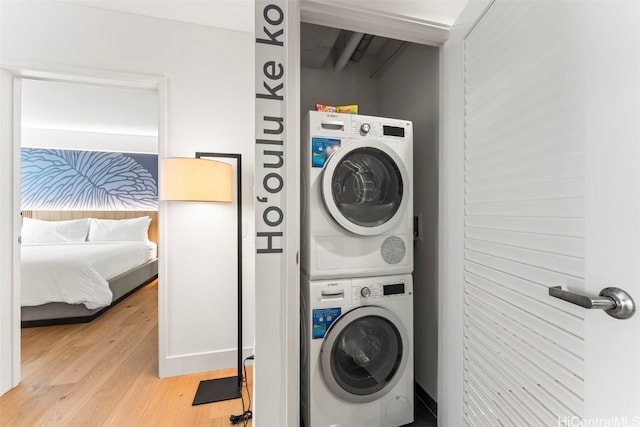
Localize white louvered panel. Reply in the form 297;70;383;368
464;111;581;151
464;3;557;96
465;227;583;258
464;3;574;99
465;72;581;141
466;328;579;422
463;395;490;427
464;250;585;296
466;319;579;423
465;216;584;238
465;198;583;218
466;60;580;141
465;306;583;413
464;262;583;333
464;282;582;358
465;240;583;278
463;257;584;322
465;340;553;425
464;287;583;374
466;369;523;426
465;365;526;427
464;137;582;177
465;177;584;206
465;302;584;393
463;1;586;423
466;158;584;196
465;351;538;426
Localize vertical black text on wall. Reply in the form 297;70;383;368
256;2;285;254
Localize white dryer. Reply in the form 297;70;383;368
300;274;414;427
301;111;413;279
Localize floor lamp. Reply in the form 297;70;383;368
160;155;243;405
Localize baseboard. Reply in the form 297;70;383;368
415;382;437;417
160;346;254;378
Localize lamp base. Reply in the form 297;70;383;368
192;376;242;406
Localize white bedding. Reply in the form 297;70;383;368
21;241;157;309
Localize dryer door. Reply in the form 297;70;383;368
319;305;409;403
321;140;409;236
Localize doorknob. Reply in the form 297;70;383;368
549;286;636;319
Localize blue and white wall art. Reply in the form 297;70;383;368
21;148;158;210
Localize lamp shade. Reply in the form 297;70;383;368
160;157;232;202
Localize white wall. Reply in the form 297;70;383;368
0;1;255;378
21;79;159;154
300;55;378;117
377;43;440;401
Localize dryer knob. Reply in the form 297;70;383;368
360;123;371;134
361;287;371;298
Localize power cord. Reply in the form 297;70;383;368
230;355;254;426
229;411;252;425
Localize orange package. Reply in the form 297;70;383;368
315;104;336;112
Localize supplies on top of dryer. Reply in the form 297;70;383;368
315;104;359;114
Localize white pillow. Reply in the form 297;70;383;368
88;216;151;242
21;217;90;243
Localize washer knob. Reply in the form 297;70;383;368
360;123;371;134
361;287;371;298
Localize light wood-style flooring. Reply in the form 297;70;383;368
0;280;253;426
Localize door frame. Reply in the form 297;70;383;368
0;61;166;394
437;1;492;425
293;2;467;425
0;68;21;395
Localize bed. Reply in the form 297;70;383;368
20;211;159;327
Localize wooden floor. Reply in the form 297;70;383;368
0;280;253;427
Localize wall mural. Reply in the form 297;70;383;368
21;148;158;210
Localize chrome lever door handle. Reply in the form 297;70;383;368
549;286;636;319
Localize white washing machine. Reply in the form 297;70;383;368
301;273;414;427
301;111;413;280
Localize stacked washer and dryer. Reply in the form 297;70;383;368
300;111;415;427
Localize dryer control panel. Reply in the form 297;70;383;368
352;282;407;302
351;119;409;139
307;111;412;140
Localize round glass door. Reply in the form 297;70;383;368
321;141;409;236
320;306;409;403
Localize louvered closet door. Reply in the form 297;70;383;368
463;1;640;425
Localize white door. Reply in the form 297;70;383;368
440;1;640;425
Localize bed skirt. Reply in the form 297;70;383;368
21;258;158;328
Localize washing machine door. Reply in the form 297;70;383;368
319;305;409;403
321;140;409;236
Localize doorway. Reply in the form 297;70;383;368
299;18;440;410
2;65;165;391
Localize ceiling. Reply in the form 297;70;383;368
61;0;256;33
60;0;467;38
60;0;467;72
24;1;467;139
300;23;383;69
